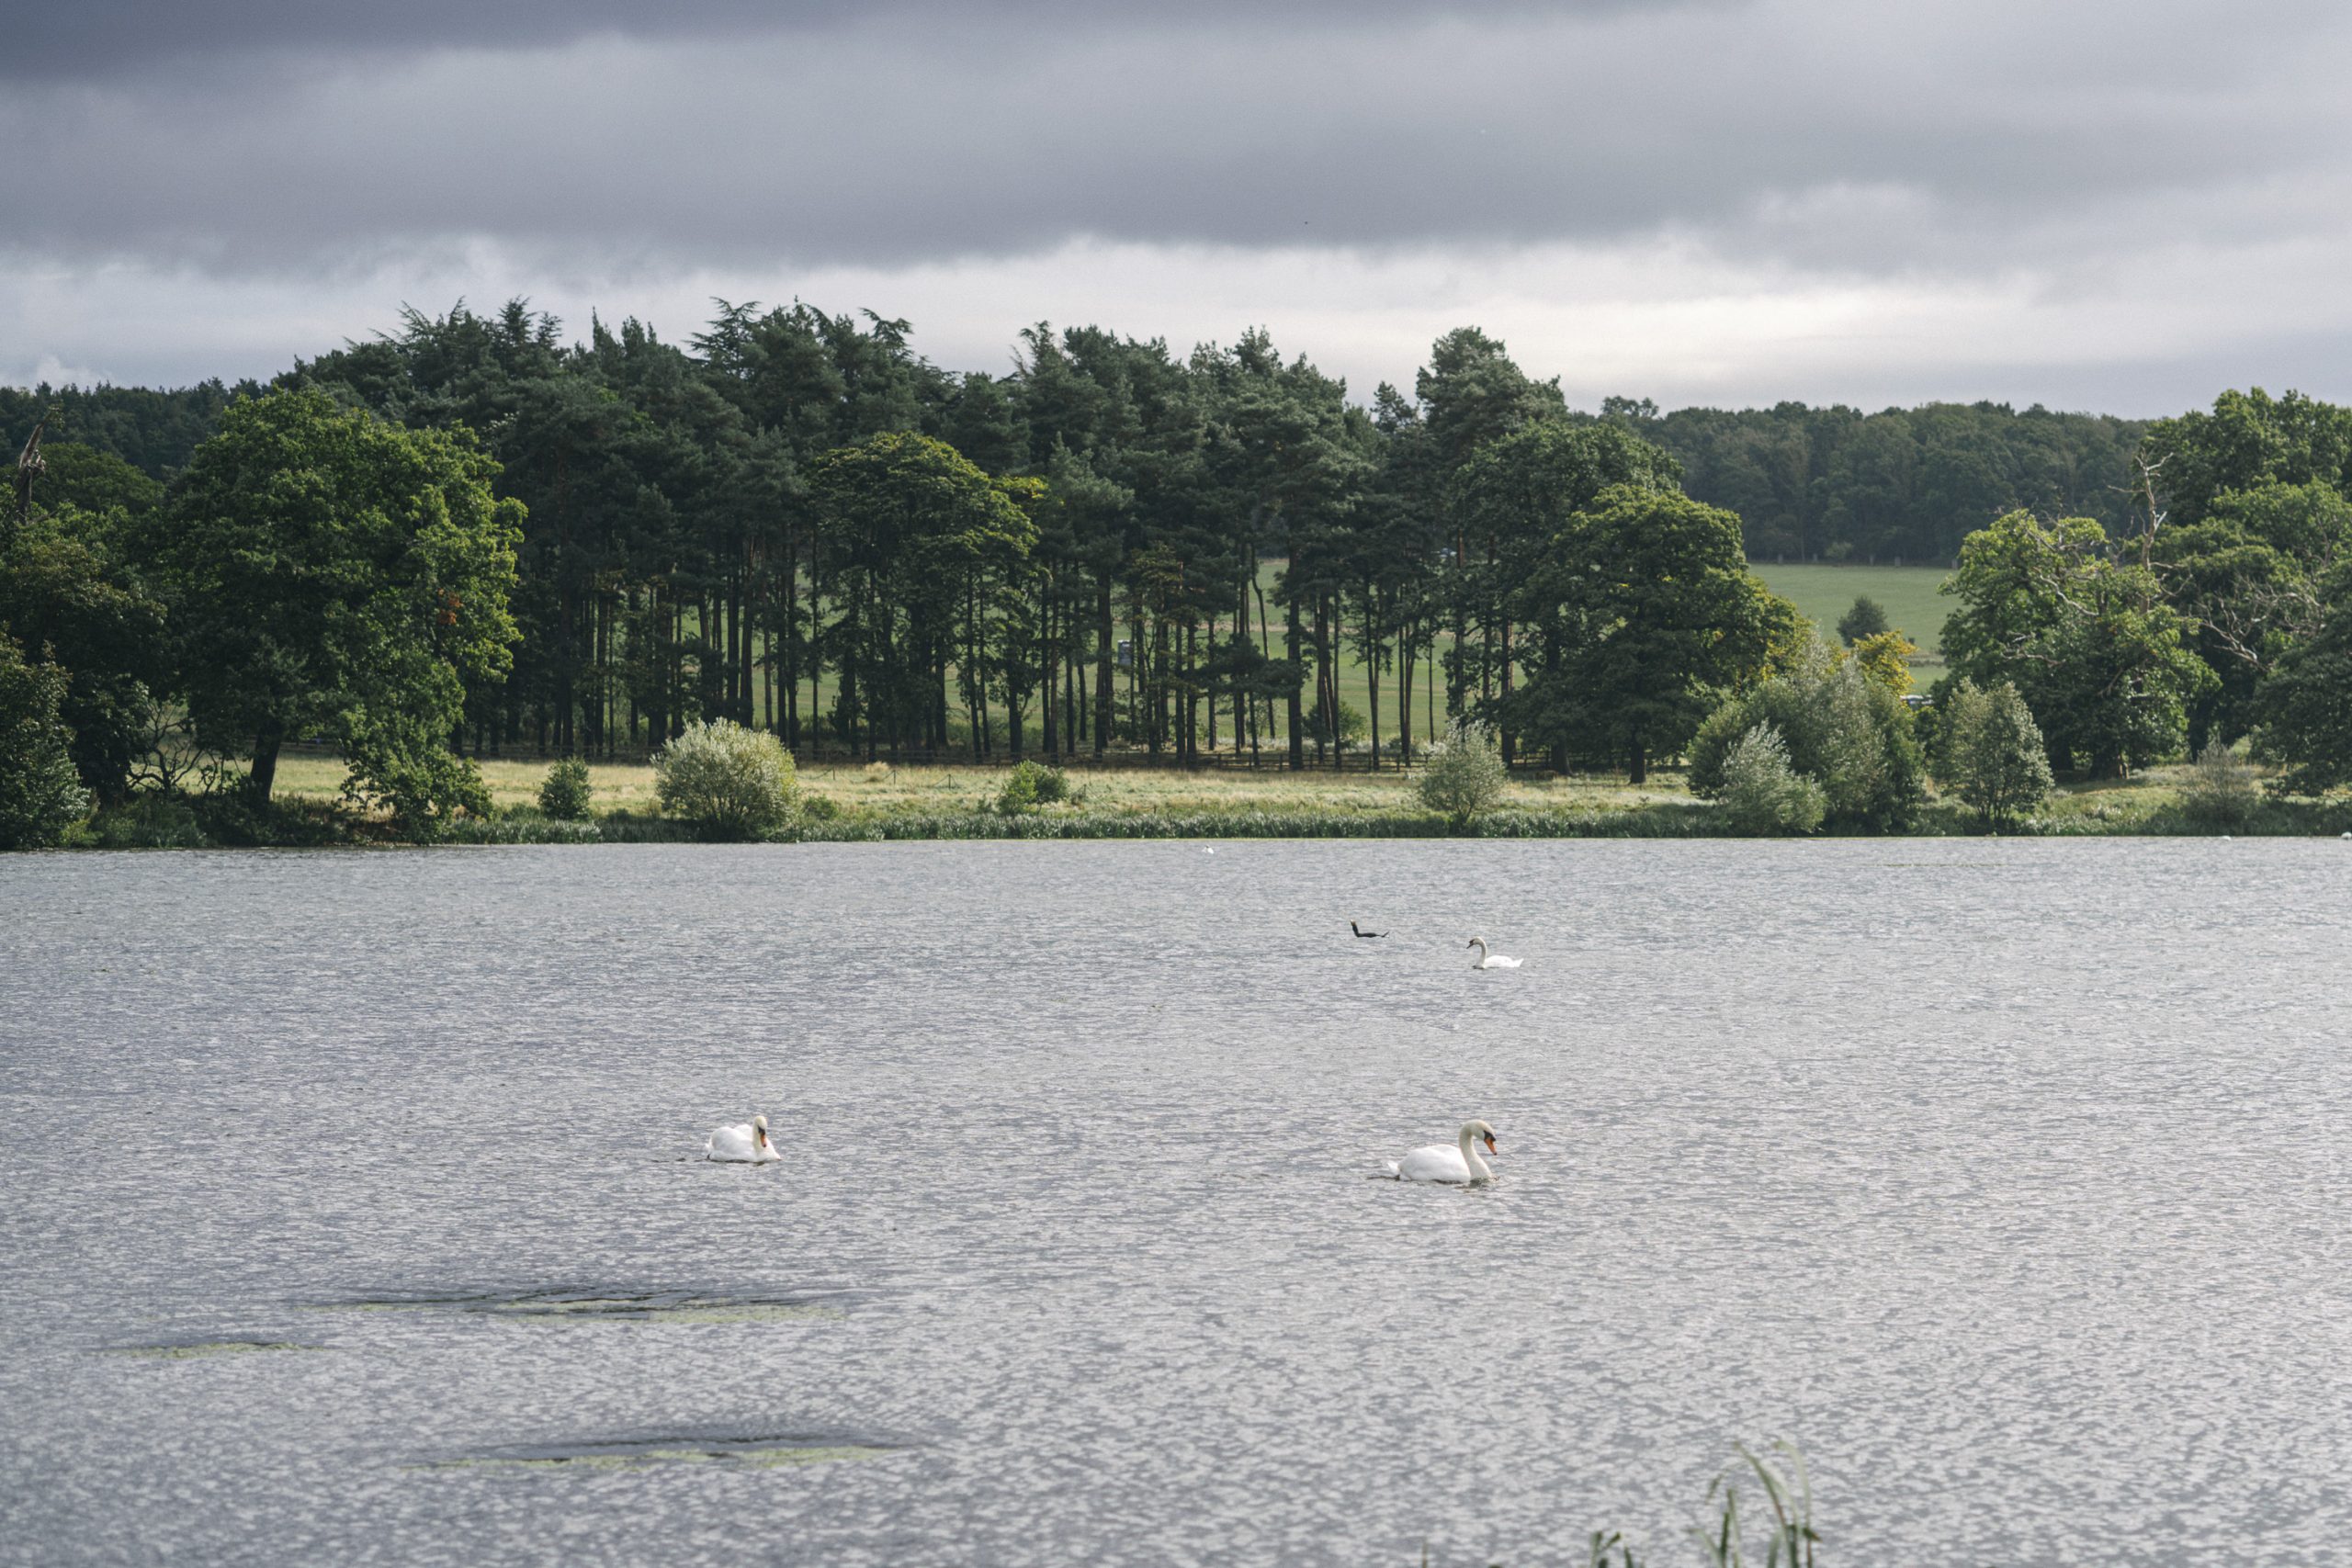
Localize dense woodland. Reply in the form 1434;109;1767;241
9;300;2352;847
2;304;2151;763
0;344;2148;570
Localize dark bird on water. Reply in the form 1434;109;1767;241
1351;920;1388;939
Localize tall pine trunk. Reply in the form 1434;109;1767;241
1284;592;1305;770
1094;574;1114;758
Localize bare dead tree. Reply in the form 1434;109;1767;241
2124;450;2167;581
9;408;51;547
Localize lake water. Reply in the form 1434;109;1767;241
3;840;2347;1566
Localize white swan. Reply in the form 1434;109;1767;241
1467;937;1523;969
705;1114;777;1164
1386;1121;1499;1184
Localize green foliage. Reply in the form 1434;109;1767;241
339;700;492;838
1584;1530;1640;1568
654;719;797;837
1846;629;1917;694
2155;480;2352;748
1416;717;1508;822
994;758;1072;814
80;793;209;849
1503;486;1800;780
1689;641;1926;829
2251;558;2352;794
186;791;349;848
1;502;171;804
0;631;91;849
2178;739;2259;828
538;756;594;819
1565;1436;1816;1568
1936;679;2054;828
29;444;165;519
2140;387;2352;527
1452;421;1686;750
808;430;1037;756
1717;721;1826;835
1302;696;1366;746
0;384;235;480
1451;420;1682;539
1837;594;1890;644
157;388;523;819
37;306;2343;815
440;813;605;846
1941;510;2211;776
1659;400;2146;562
1693;1440;1818;1568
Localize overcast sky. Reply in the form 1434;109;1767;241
6;0;2349;414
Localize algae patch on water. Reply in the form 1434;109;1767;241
411;1434;901;1472
312;1290;844;1325
103;1340;320;1360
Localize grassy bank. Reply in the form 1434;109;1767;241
57;752;2352;848
266;753;1690;820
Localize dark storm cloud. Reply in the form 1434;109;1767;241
6;0;2351;406
3;0;2343;272
0;0;1681;79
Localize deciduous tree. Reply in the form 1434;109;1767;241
0;630;88;848
1940;510;2211;777
158;389;523;823
1507;487;1797;782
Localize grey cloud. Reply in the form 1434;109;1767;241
0;0;1688;79
4;1;2344;275
6;0;2351;409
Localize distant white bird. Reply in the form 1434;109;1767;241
706;1114;777;1163
1467;937;1522;970
1386;1120;1499;1184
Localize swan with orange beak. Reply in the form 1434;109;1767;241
705;1114;778;1163
1386;1120;1499;1184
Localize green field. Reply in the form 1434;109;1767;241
1750;562;1956;658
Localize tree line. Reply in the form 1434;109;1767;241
15;306;1802;781
8;302;2352;848
4;354;2150;580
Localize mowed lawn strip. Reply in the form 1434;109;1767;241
1749;562;1957;661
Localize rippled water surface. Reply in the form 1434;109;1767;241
4;840;2349;1566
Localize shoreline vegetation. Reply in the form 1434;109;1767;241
55;750;2352;849
12;321;2352;853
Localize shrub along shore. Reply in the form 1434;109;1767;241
54;749;2352;849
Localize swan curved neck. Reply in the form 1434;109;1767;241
1457;1125;1492;1179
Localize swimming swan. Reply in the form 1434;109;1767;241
1467;937;1523;969
705;1114;777;1163
1386;1121;1499;1183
